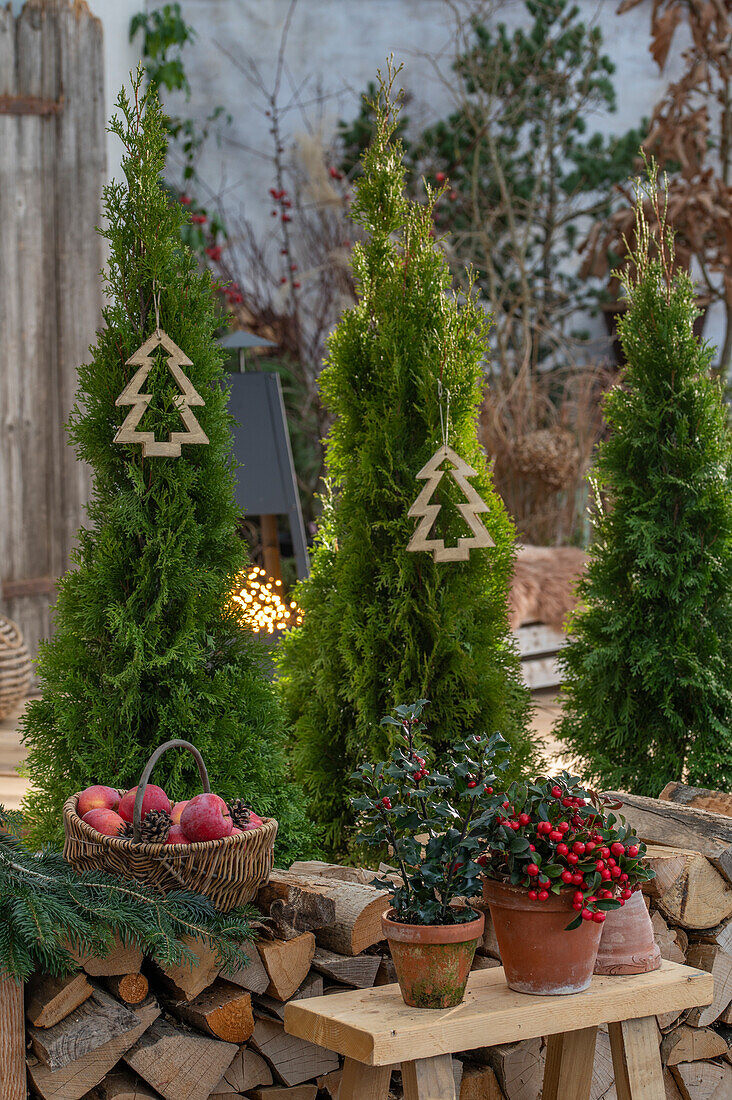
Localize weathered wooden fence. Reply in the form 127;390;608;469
0;0;104;659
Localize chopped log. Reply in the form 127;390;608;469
161;978;254;1043
694;917;732;955
657;1007;686;1031
275;876;391;957
249;1017;339;1087
258;933;316;1002
672;1060;732;1100
453;1057;464;1093
152;933;222;1002
27;997;160;1100
664;1070;686;1100
589;1028;614;1100
317;1069;342;1099
91;1069;159;1099
254;973;324;1022
69;937;143;977
311;946;381;988
651;911;687;965
246;1087;318;1100
374;955;397;985
226;942;270;994
720;1001;732;1024
26;972;93;1028
470;1036;544;1100
102;973;149;1005
685;944;732;1025
660;783;732;818
257;871;337;935
642;845;732;929
0;976;25;1100
471;900;501;959
288;861;377;884
123;1016;237;1100
661;1024;729;1065
459;1063;505;1100
210;1046;273;1093
604;791;732;882
28;984;141;1070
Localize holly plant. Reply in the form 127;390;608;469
479;773;655;930
351;700;510;926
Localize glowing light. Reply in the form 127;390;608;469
231;567;303;634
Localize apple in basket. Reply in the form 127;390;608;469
118;784;172;823
77;785;121;817
170;800;188;825
165;825;191;846
180;793;233;842
82;808;126;836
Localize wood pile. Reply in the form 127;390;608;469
22;789;732;1099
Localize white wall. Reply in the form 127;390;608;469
89;0;724;357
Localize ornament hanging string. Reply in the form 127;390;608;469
153;283;161;337
438;378;451;448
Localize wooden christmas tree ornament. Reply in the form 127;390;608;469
407;444;495;562
114;330;209;457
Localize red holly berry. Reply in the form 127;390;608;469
601;869;612;881
592;912;606;924
293;281;301;288
282;213;292;222
581;909;593;921
381;797;391;809
572;841;586;855
560;870;573;884
528;890;538;900
558;821;570;833
571;873;584;886
528;843;535;851
518;813;530;826
467;780;477;789
610;866;622;878
585;842;596;853
573;901;583;911
526;863;539;876
179;194;192;205
611;842;625;857
621;888;632;900
449;190;457;200
573;890;585;903
595;860;606;872
619;873;629;882
280;276;287;284
435;171;446;182
601;847;611;859
509;820;520;831
556;843;569;856
562;797;573;808
551;786;562;798
567;853;579;865
549;829;563;842
290;263;297;271
537;890;549;901
501;801;511;810
484;786;493;794
627;844;639;858
191;213;207;224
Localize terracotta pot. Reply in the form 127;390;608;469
594;889;661;975
482;878;603;995
382;908;484;1008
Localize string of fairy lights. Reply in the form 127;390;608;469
232;566;303;635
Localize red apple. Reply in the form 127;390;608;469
118;784;171;823
170;800;189;825
180;793;233;842
165;825;192;846
238;810;264;832
77;785;120;817
82;808;126;837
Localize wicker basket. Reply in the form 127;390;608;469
63;739;278;911
0;615;32;721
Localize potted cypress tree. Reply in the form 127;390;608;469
480;774;654;995
352;700;509;1008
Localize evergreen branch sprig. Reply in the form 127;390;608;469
0;808;255;985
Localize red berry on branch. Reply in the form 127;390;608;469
619;873;629;882
381;797;391;809
592;912;606;923
601;868;612;880
572;841;586;855
549;829;563;842
537;890;549;901
573;891;584;904
561;871;574;884
611;842;625;857
627;844;639;858
556;843;569;856
449;190;457;201
562;797;573;808
558;821;570;833
573;901;583;911
621;888;632;900
484;786;493;794
595;860;605;872
581;909;593;921
526;863;539;876
551;786;562;798
467;780;477;789
571;873;584;886
179;194;192;205
282;214;292;222
601;847;611;859
280;276;287;284
518;813;530;826
528;843;535;851
191;213;207;224
528;890;538;900
436;171;446;182
567;853;579;865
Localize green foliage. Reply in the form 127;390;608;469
278;67;538;855
480;774;653;930
352;701;510;925
558;167;732;793
0;807;255;985
21;74;317;865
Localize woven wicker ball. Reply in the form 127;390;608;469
0;615;32;720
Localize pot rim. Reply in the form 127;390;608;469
483;876;590;912
382;907;485;944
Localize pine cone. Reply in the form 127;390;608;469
119;821;134;839
227;798;252;829
139;809;172;845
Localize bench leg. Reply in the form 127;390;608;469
542;1026;598;1100
339;1056;392;1099
402;1053;457;1100
609;1017;665;1100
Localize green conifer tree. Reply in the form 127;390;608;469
277;69;537;854
22;75;315;862
558;168;732;794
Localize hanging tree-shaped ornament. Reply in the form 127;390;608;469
407;385;495;562
114;325;209;458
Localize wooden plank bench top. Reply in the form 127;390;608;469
284;960;713;1100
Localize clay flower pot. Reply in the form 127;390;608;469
594;888;661;975
382;908;485;1008
482;879;603;995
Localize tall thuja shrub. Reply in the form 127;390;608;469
558;170;732;794
278;70;537;854
22;75;315;863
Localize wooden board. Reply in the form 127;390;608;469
603;792;732;882
402;1053;457;1100
28;985;141;1069
123;1016;237;1100
25;972;93;1028
250;1017;339;1086
26;997;160;1100
284;961;711;1067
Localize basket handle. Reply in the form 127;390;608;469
133;739;210;843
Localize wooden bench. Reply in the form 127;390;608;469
284;959;713;1099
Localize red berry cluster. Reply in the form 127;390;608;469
481;775;653;928
269;186;293;222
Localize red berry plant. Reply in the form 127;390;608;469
479;773;655;929
351;700;510;926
